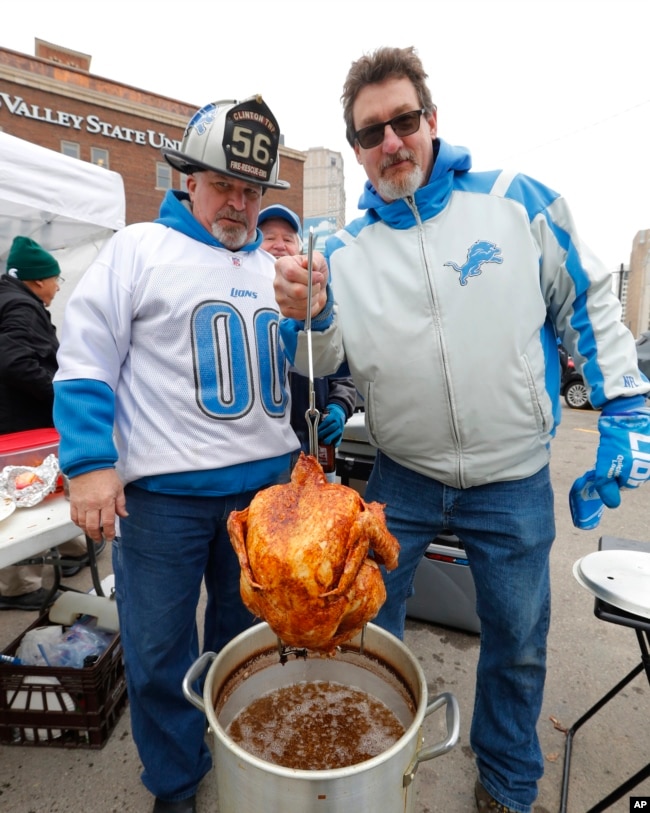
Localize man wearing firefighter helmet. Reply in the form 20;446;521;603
54;96;297;813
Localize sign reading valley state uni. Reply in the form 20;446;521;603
0;90;182;150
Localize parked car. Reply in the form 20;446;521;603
561;356;591;410
559;334;650;410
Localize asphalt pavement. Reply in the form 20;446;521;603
0;405;649;812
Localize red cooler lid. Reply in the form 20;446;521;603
0;428;60;453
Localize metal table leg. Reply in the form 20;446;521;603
559;627;650;812
83;534;106;596
12;534;107;612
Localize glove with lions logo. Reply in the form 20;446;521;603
593;395;650;508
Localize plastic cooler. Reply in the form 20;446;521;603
406;532;480;634
336;414;480;634
0;428;60;469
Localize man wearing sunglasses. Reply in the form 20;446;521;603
274;46;650;813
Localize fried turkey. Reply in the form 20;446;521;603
227;452;399;654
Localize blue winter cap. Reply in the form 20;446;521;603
258;204;302;237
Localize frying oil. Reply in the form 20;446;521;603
225;680;405;770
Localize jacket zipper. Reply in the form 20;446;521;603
405;195;464;488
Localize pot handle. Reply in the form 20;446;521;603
403;691;460;786
182;651;217;712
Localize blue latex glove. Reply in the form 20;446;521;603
592;399;650;508
318;403;346;446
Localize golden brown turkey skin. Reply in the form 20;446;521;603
227;453;399;653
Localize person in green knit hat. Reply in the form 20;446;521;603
0;236;103;610
1;237;63;438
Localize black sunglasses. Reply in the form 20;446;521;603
354;109;425;149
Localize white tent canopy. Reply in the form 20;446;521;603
0;132;125;325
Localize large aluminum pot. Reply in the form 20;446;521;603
183;622;459;813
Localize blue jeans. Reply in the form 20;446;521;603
366;452;555;813
112;485;259;802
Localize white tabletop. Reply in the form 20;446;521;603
0;491;81;568
573;549;650;619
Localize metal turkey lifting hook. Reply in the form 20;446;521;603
304;227;320;457
276;637;308;664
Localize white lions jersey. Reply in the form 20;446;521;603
55;222;297;484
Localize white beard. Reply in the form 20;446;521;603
211;221;249;250
377;163;424;201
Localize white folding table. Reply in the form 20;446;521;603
0;492;105;597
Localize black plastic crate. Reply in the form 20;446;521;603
0;612;127;748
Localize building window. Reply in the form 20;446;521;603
156;161;172;190
91;147;109;169
61;141;80;159
179;173;188;193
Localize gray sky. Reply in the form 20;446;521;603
4;0;650;271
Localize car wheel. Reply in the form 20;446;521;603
564;379;590;409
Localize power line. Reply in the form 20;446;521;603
507;96;650;160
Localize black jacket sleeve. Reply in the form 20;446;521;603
325;375;358;420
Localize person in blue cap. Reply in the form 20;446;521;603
258;204;357;472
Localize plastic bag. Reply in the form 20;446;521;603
36;619;115;669
16;625;64;667
16;618;115;669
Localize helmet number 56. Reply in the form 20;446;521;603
231;126;272;165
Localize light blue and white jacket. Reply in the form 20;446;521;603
280;139;649;488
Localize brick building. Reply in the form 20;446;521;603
0;40;305;225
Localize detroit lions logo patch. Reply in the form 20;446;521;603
444;240;503;286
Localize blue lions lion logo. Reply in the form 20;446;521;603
184;103;218;137
444;240;503;286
